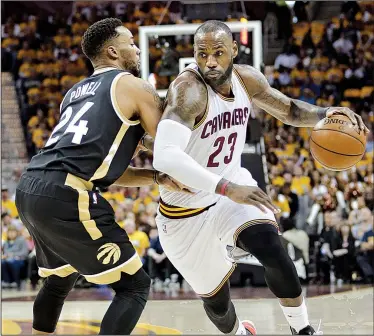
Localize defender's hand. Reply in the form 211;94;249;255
225;183;280;214
326;107;370;133
157;173;193;194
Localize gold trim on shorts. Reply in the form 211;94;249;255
233;219;280;245
197;219;278;297
83;253;143;284
38;264;77;278
198;264;237;298
159;198;216;219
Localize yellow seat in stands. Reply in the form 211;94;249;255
361;86;374;98
344;89;361;99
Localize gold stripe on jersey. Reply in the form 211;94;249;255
159;199;216;219
90;123;129;182
198;264;236;298
233;67;252;102
65;173;103;240
110;72;140;125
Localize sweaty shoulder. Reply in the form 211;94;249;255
115;74;163;124
162;70;208;128
234;64;269;97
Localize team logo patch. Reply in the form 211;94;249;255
97;243;121;265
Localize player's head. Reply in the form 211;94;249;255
194;20;238;87
82;18;140;76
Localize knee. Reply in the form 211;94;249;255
201;282;230;316
111;268;151;301
43;273;79;297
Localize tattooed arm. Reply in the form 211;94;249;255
152;72;279;213
235;64;368;131
115;75;163;138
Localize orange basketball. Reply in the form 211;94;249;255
309;114;366;171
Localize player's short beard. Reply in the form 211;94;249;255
124;60;140;77
205;59;233;88
120;50;140;77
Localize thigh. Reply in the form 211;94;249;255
213;196;279;252
156;212;234;297
16;180;141;285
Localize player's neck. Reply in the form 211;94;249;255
93;62;122;73
212;77;232;97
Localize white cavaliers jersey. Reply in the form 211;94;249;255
160;63;254;208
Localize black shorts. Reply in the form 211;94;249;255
15;170;142;284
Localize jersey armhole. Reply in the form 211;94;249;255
110;72;141;126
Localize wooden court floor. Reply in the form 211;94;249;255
2;285;373;335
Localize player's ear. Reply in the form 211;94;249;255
107;45;118;60
232;40;238;59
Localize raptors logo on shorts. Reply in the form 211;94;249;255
97;243;121;265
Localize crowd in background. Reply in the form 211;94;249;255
1;1;373;291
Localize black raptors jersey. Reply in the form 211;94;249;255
27;68;145;189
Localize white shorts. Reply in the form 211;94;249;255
156;171;278;296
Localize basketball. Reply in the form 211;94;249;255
310;114;367;171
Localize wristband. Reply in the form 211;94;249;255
220;181;230;196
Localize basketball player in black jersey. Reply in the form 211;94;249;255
15;18;184;335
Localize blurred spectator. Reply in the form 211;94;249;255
333;223;357;283
333;32;354;56
348;197;372;240
147;228;170;281
281;217;310;265
357;219;374;283
282;182;299;219
1;226;29;289
1;187;18;218
274;44;300;70
316;211;341;284
124;219;150;264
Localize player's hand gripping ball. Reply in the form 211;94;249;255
310;109;368;171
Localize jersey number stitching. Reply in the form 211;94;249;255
207;132;238;167
45;102;94;147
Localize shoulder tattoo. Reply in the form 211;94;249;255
142;82;163;111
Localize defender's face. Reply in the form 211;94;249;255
194;32;237;87
110;26;140;76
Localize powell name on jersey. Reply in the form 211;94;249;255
27;68;145;189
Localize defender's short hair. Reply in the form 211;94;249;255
82;18;123;60
194;20;233;42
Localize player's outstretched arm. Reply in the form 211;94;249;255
114;166;190;193
235;64;368;132
153;72;279;213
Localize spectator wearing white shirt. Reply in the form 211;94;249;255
274;45;299;70
333;32;354;56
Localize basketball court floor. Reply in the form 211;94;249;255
2;284;373;335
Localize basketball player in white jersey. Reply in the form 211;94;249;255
153;21;368;335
